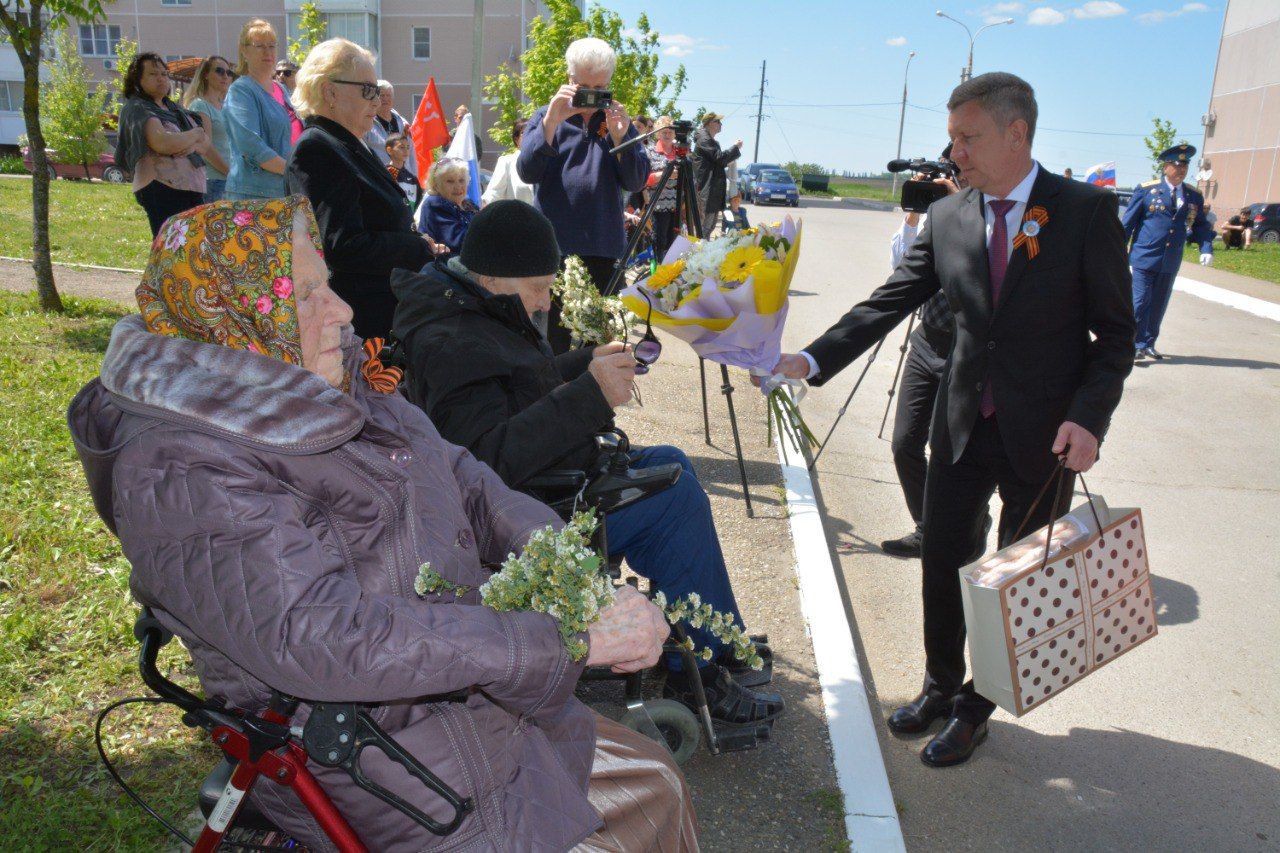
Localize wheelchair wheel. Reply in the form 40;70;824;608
621;699;701;765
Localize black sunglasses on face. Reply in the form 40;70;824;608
332;79;380;101
276;69;295;78
212;67;234;78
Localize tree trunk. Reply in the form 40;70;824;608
23;41;62;313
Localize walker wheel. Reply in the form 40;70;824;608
621;699;701;765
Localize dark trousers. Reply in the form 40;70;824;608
652;209;678;263
605;446;743;669
920;415;1075;723
890;327;948;527
135;181;206;237
548;254;620;354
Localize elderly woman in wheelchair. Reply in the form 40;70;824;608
68;197;698;850
390;201;786;735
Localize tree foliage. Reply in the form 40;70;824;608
482;0;688;151
288;2;327;66
40;29;111;178
1143;117;1188;179
112;35;136;108
782;161;826;180
0;0;109;312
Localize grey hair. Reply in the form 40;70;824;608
428;157;470;195
565;37;616;80
947;72;1038;144
377;79;392;93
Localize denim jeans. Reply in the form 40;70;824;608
204;179;226;203
604;445;744;668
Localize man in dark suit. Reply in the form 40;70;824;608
774;72;1135;766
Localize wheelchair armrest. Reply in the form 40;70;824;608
584;461;682;515
522;469;588;494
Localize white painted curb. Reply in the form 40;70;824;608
1175;275;1280;322
774;427;905;852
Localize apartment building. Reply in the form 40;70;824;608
1197;0;1280;214
2;0;569;162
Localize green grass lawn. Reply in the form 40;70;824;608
0;178;152;270
1184;241;1280;285
800;179;897;204
0;290;209;847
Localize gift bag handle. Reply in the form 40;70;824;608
1011;460;1104;573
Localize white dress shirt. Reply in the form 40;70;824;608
1163;178;1183;211
481;150;536;206
798;163;1041;381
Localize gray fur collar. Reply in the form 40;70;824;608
100;314;366;454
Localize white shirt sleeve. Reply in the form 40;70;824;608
482;154;513;206
890;216;921;269
800;351;820;380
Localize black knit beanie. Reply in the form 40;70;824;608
459;199;561;277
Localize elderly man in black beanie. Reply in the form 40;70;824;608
390;200;785;729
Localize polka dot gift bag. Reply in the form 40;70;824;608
959;465;1157;716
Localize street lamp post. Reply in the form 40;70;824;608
935;10;1014;81
890;51;917;199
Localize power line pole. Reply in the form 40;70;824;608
890;51;916;200
471;0;485;146
752;59;766;163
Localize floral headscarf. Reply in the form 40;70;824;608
136;197;321;365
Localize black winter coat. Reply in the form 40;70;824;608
286;116;433;341
390;262;615;488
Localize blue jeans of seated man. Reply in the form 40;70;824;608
605;445;744;670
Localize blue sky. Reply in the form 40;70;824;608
608;0;1223;188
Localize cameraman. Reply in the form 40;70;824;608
517;37;649;354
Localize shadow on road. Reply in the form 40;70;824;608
1159;353;1280;371
1149;573;1200;626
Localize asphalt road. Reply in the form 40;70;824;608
771;197;1280;851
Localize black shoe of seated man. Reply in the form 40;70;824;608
886;690;954;735
881;529;922;559
665;664;785;726
716;639;774;688
920;716;988;768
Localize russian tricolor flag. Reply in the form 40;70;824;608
1085;161;1117;188
446;112;482;207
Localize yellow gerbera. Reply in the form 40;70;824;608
647;259;685;290
719;245;767;283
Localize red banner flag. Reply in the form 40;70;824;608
410;77;450;188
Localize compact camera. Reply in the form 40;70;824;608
572;87;613;109
888;157;960;213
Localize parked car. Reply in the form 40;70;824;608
738;162;783;196
22;145;126;183
1246;202;1280;243
747;168;800;207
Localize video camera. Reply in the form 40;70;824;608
671;119;694;145
888;157;960;213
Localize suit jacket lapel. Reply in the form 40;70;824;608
960;188;994;325
994;168;1063;317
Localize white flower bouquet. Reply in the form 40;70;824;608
416;511;761;668
552;255;627;346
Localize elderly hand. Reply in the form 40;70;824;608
1199;253;1213;267
773;353;812;381
1052;421;1099;472
586;585;669;672
605;100;631;146
588;342;637;407
544;84;578;143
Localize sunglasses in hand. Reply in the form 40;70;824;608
630;289;663;376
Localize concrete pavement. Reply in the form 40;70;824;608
774;198;1279;851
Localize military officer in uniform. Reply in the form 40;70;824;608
1122;143;1215;361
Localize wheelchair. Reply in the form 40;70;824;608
520;428;775;764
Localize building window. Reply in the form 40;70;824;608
413;27;430;60
288;12;378;52
0;81;24;113
161;0;192;5
79;24;121;58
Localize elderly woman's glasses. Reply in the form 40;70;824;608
631;289;663;376
333;80;381;102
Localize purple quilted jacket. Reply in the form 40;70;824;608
68;315;601;850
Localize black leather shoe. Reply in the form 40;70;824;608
881;529;922;558
1144;346;1166;361
886;691;953;735
920;717;988;767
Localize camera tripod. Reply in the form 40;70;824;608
605;127;756;517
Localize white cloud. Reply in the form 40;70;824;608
655;32;725;57
1027;6;1068;25
982;2;1024;23
1073;1;1126;18
885;36;908;46
1136;2;1209;24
